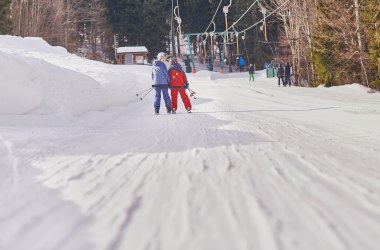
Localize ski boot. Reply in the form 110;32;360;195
171;108;177;114
186;107;192;113
155;107;159;115
167;107;171;114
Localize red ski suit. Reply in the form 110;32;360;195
168;65;191;111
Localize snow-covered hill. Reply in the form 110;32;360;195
1;36;380;250
0;36;150;115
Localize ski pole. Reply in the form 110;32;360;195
188;88;197;99
136;87;154;97
139;87;154;100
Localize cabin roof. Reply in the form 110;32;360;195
116;46;148;53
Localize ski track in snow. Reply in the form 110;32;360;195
0;136;20;195
1;71;380;250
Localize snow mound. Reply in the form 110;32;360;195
0;35;153;116
317;83;379;95
0;35;69;56
0;52;42;114
338;83;379;94
0;51;110;115
192;70;247;81
192;70;218;79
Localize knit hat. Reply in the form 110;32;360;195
157;52;168;60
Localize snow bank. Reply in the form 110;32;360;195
190;70;250;81
0;36;68;56
0;35;152;116
0;52;42;114
316;83;378;93
326;83;378;94
0;51;114;115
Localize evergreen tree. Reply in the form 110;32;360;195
179;0;214;64
226;0;277;69
75;0;113;61
105;0;171;61
0;0;12;34
362;0;380;89
312;0;362;87
141;0;171;60
313;1;342;87
104;0;279;65
180;0;212;33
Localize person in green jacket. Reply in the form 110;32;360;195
249;64;255;82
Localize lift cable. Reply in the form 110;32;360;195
238;0;290;33
204;0;224;34
226;0;259;33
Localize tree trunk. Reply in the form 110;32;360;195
354;0;370;86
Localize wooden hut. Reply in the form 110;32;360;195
116;46;149;65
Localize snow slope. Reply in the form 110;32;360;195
1;36;380;250
0;36;151;115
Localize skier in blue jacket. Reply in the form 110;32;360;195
152;52;171;114
239;57;246;72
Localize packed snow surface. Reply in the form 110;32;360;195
1;36;380;250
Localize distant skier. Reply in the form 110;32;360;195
235;57;240;72
249;64;255;82
152;52;171;115
168;58;192;113
277;64;285;87
239;56;246;72
284;62;292;87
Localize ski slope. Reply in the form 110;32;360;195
1;36;380;250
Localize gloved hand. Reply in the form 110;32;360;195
185;83;189;89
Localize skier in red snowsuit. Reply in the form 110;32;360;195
168;58;192;113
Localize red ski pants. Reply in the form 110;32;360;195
171;88;191;110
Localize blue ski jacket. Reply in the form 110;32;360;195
239;57;246;66
152;60;170;86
